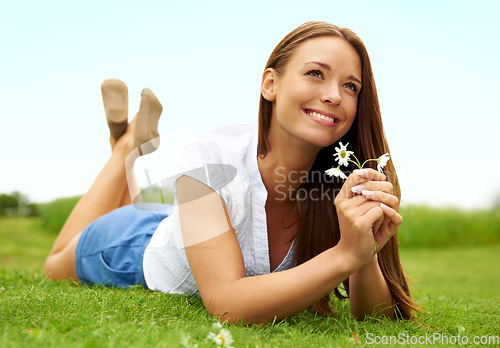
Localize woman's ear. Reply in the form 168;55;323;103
261;68;277;102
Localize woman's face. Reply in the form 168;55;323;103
264;36;362;150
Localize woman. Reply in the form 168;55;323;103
44;21;418;324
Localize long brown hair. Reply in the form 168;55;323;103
257;21;418;318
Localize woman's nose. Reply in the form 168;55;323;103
321;85;341;106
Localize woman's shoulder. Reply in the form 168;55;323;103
173;122;257;188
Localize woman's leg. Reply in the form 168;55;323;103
44;135;135;281
44;82;162;281
118;88;163;207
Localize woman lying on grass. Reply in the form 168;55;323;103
44;21;418;324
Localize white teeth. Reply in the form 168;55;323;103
307;111;335;123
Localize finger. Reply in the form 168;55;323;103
362;204;385;230
351;181;393;195
380;202;403;226
372;214;384;233
341;195;381;214
359;190;399;210
353;168;387;182
374;218;398;252
337;168;387;201
373;206;402;253
373;204;402;250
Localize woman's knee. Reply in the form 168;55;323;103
43;237;80;282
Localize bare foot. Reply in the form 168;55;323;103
134;88;163;155
101;79;129;144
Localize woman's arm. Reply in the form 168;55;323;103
177;174;397;324
335;169;403;320
349;255;395;319
186;229;355;324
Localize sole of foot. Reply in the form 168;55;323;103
101;79;129;140
135;88;163;156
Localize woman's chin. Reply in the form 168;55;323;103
302;129;346;149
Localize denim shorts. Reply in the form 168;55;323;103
75;204;170;289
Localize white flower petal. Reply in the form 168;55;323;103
219;329;234;346
377;153;390;172
325;167;347;179
208;332;222;345
333;142;353;167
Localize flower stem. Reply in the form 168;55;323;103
361;158;378;168
350;154;362;168
348;159;361;169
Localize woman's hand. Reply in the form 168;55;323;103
334;168;402;268
177;175;367;324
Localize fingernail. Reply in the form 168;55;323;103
351;184;364;193
141;88;149;96
380;202;388;209
353;168;368;176
362;190;374;198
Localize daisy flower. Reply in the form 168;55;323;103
325;167;347;180
377;153;390;173
207;328;234;347
325;142;391;177
334;142;354;167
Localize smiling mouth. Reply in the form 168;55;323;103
304;109;339;123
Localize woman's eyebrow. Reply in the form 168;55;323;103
306;61;332;71
348;75;362;86
305;61;362;85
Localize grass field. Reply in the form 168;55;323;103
1;206;499;347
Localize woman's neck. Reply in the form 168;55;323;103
257;127;320;206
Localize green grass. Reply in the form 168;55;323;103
1;204;500;347
401;246;500;298
38;195;80;233
398;205;500;248
0;217;54;268
1;247;499;347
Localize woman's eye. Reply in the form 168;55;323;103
344;82;357;92
306;70;323;79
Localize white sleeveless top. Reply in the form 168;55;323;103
142;123;296;296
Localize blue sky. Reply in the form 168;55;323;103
1;0;499;208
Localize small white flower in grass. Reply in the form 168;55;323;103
207;328;234;347
207;332;222;345
334;142;354;167
325;167;347;180
180;332;192;347
377;153;390;173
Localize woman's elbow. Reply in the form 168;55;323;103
204;299;276;325
350;306;396;321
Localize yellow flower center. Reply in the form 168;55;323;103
341;150;346;158
219;335;225;344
